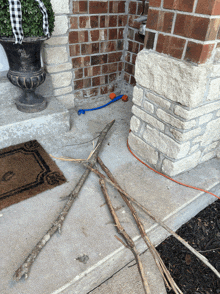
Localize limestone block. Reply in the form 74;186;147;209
174;101;220;120
51;71;72;88
211;62;220;76
198;113;213;125
162;151;201;176
143;100;154;113
146;91;171;109
214;48;220;64
53;15;68;36
128;132;158;165
132;105;164;131
44;47;68;65
204;141;218;153
51;0;70;14
199;117;220;146
143;125;190;159
130;115;141;133
135;50;209;108
46;63;72;74
56;93;75;109
156;109;196;130
132;86;144;107
189;144;200;154
206;78;220;101
45;36;68;46
170;127;202;142
54;86;73;96
201;150;216;163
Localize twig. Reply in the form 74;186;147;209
81;163;220;280
99;178;151;294
97;157;183;294
13;120;115;282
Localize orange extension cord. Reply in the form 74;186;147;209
127;138;220;200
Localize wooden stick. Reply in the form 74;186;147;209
99;178;151;294
97;157;183;294
14;120;115;282
82;163;220;280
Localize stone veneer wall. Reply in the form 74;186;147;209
128;0;220;176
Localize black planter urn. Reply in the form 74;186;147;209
0;37;48;113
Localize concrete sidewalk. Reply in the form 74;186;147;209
1;97;219;294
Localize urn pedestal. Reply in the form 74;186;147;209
0;37;48;113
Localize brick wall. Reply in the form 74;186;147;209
144;0;220;64
69;0;127;103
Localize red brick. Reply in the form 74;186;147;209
109;73;117;82
89;1;108;14
108;83;116;93
109;29;118;40
144;31;155;49
69;44;80;56
108;52;122;62
130;76;136;86
118;62;123;71
109;1;118;13
117;40;124;50
72;1;88;14
81;44;92;55
149;0;161;7
74;79;83;90
102;63;117;74
156;34;185;59
118;15;127;26
90;16;99;28
125;52;131;62
124;72;130;83
132;54;137;64
92;43;99;53
69;31;78;44
93;66;101;76
84;66;101;77
100;86;108;94
128;41;139;54
140;44;144;51
217;42;220;47
73;56;90;68
74;68;83;79
83;78;91;88
206;18;220;40
138;1;149;15
196;0;215;15
91;54;108;65
158;11;174;33
70;17;78;29
109;15;118;27
212;0;220;15
128;15;141;29
84;67;92;77
174;14;210;41
147;9;159;30
92;76;108;86
163;0;194;12
184;42;214;64
118;28;124;39
135;32;145;43
125;63;135;75
78;31;89;42
118;1;126;13
79;16;90;28
100;15;109;28
90;30;100;41
86;87;99;97
100;41;117;53
129;1;137;14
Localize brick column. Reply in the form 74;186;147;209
129;0;220;176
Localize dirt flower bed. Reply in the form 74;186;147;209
157;199;220;294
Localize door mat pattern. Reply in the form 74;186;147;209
0;140;66;210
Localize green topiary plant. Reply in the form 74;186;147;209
0;0;55;38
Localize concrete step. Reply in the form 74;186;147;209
89;250;167;294
0;97;70;149
0;99;219;294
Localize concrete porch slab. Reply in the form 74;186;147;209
0;97;70;149
0;98;219;294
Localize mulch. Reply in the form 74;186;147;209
156;199;220;294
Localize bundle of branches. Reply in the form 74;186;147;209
14;120;220;294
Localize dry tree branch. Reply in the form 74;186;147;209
13;120;115;282
99;178;151;294
81;163;220;280
97;157;183;294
